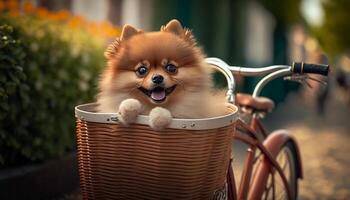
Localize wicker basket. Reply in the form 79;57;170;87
75;103;238;200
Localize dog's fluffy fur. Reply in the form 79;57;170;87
97;19;227;130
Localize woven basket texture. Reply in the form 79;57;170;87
76;119;235;200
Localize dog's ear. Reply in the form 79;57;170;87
120;24;140;41
104;25;142;59
161;19;184;36
161;19;197;46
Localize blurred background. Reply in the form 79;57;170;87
0;0;349;199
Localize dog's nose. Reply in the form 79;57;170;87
152;75;164;84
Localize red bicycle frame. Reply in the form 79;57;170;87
226;115;303;200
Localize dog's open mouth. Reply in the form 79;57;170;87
138;85;176;103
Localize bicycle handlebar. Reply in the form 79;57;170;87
205;57;330;101
292;62;329;76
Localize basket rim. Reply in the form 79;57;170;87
75;103;238;130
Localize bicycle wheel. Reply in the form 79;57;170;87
261;141;298;200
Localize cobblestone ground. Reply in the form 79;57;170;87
60;86;350;200
262;88;350;200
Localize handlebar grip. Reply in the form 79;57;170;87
292;62;329;76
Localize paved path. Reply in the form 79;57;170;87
261;87;350;200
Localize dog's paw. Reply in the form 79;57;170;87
149;107;172;131
118;99;142;125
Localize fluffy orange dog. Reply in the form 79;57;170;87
97;19;227;130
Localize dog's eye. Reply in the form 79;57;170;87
136;66;148;77
165;64;177;74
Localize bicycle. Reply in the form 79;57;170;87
75;58;329;200
206;58;329;200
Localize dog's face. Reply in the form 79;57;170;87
100;20;210;107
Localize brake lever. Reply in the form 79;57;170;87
284;74;308;85
284;74;327;88
306;75;328;86
284;75;312;88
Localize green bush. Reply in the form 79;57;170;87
0;14;105;168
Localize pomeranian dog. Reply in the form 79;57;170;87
97;19;227;130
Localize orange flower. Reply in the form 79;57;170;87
0;1;5;13
23;1;34;14
67;15;85;28
2;0;121;39
97;21;121;38
48;10;70;21
55;10;70;21
36;7;49;18
7;0;19;11
111;28;121;37
86;21;98;34
47;12;60;21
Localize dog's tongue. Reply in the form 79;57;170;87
151;88;166;101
